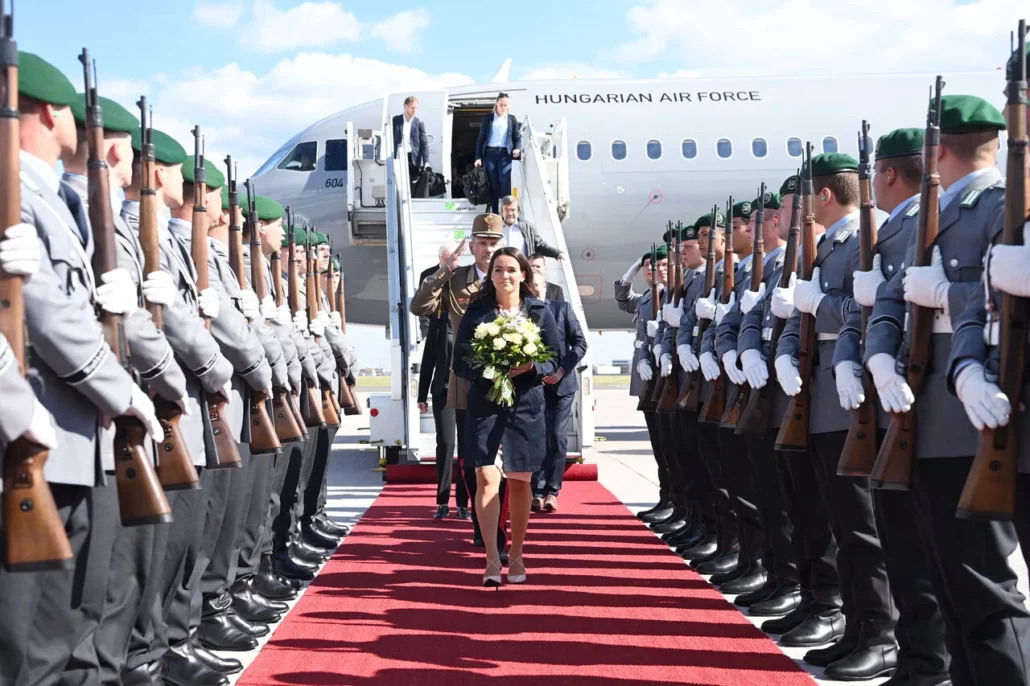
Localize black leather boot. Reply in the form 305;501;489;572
761;604;810;635
748;586;802;616
161;640;229;686
119;661;162;686
780;611;846;648
253;556;300;600
695;548;739;575
197;611;259;651
274;550;317;581
192;640;244;675
733;579;779;608
303;525;341;550
227;609;270;638
313;512;350;536
232;583;284;624
823;640;898;681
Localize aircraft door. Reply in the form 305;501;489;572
384;90;451;184
548;117;571;222
344;120;356;232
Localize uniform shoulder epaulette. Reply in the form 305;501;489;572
960;189;983;208
835;224;857;244
904;202;920;218
19;171;41;195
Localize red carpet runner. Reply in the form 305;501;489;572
238;482;815;685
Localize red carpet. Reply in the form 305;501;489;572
238;482;814;686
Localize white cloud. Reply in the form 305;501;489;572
658;69;701;79
608;0;1025;76
245;0;361;53
371;9;431;52
193;1;245;28
518;63;629;81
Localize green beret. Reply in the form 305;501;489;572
695;212;726;229
779;175;799;197
220;186;235;211
732;200;754;220
640;245;669;266
681;224;699;241
131;127;187;165
661;224;679;244
1006;42;1030;87
314;231;329;246
331;258;341;271
255;195;284;222
756;191;782;211
282;228;308;249
811;152;859;177
876;128;924;160
939;95;1006;134
70;94;138;134
17;51;77;107
182;156;225;190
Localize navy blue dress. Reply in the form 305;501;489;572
452;297;561;472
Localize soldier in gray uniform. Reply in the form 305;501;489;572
0;335;57;447
845;128;949;685
738;176;841;638
0;51;163;686
775;152;896;677
867;95;1030;685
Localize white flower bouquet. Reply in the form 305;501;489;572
465;312;553;407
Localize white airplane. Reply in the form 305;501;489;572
250;70;1006;331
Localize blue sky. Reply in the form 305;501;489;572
17;0;1024;367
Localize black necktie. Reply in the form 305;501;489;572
58;182;90;247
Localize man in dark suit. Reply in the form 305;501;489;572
392;96;429;176
474;92;522;213
501;198;565;261
527;254;565;302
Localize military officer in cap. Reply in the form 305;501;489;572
775;152;896;677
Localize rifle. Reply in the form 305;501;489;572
723;187;766;429
651;225;675;404
870;78;945;489
327;244;358;413
775;145;817;452
306;229;341;425
636;244;660;411
700;198;736;423
739;175;801;436
79;50;172;524
677;206;720;411
288;220;327;427
334;253;362;415
189;126;242;469
273;209;308;435
838;120;881;476
957;21;1027;520
223;161;280;456
1;6;74;571
137;98;198;491
243;180;303;443
657;222;683;412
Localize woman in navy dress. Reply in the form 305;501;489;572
453;247;561;587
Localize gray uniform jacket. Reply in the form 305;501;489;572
714;253;755;360
613;278;643;316
256;257;302;391
865;170;1004;458
679;261;725;406
0;333;40;444
629;288;656;398
20;159;133;486
778;214;860;435
737;248;790;429
279;271;320;386
660;266;706;400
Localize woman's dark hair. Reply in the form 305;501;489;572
496;92;509;101
471;247;538;305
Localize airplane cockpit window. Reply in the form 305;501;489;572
752;138;768;158
822;137;838;153
576;141;591;161
277;141;317;172
681;139;697;159
255;143;293;176
787;138;803;157
646;140;662;160
611;140;627;160
716;139;732;159
324;139;348;171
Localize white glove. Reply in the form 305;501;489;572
740;348;768;389
330;311;343;329
700;352;720;382
293;309;308;332
695;289;717;321
662;302;682;328
0;222;41;278
715;292;735;325
987;223;1030;297
721;350;746;385
903;246;950;312
24;399;57;449
660;354;673;377
174;395;191;417
215;379;233;404
740;283;766;315
955;363;1011;430
775;354;802;396
260;295;277;321
96;268;139;315
834;361;866;411
122;385;162;440
276;303;292;327
633;339;644;350
793;266;826;315
241;290;260;320
198;288;220;319
646;320;659;338
310;313;326;338
677;344;699;372
771;273;797;319
866;353;914;414
853;254;885;308
621;260;642;284
636;358;653;382
142;271;175;306
652;344;662;366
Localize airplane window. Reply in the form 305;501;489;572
681;139;697;159
646;140;662;160
255;143;293;176
324;139;348;172
717;139;732;159
752;138;768;158
822;136;838;153
277;141;318;172
787;138;802;157
577;141;591;161
611;140;627;160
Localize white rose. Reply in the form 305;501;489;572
487;324;501;336
509;333;523;345
493;338;506;350
523;342;538;355
474;324;489;339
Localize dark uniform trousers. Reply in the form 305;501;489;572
695;418;740;549
718;421;764;567
744;434;799;588
657;412;689;510
274;431;319;551
264;439;301;557
641;409;672;505
237;441;276;579
0;484;92;686
675;409;719;533
303;426;337;526
457;408;508;549
432;389;465;507
535;392;576;498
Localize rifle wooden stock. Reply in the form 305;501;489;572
839;121;880;477
658;235;683;412
870;79;944;490
307;238;340;428
957;25;1027;521
327;257;356;412
153;398;199;491
274;242;310;436
80;54;171;524
677;215;720;412
700;201;736;424
303;381;328;427
637;250;660;412
290;390;310;433
247;391;281;456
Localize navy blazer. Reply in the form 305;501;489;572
545;299;587;397
476;112;522;161
392;114;429;168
